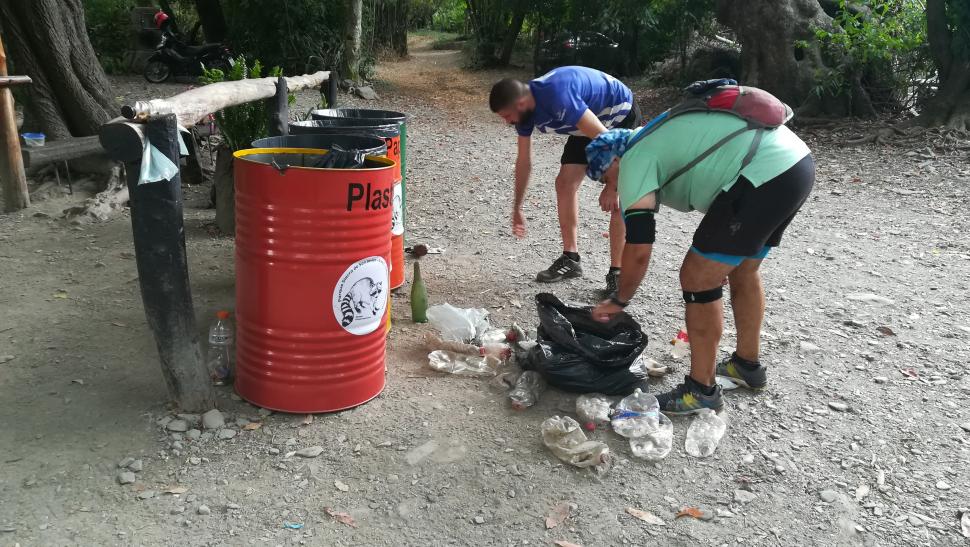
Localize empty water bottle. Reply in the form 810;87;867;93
629;412;673;461
540;416;611;473
509;371;545;410
576;393;612;431
610;389;660;438
670;329;690;359
207;310;234;385
685;409;727;457
427;350;499;377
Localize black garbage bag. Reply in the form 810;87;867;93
522;293;649;395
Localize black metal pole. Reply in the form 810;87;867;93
327;70;338;109
124;114;216;411
267;75;288;138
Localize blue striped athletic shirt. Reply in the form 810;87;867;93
515;66;633;137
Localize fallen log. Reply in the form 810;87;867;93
121;70;330;128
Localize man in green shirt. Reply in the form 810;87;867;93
586;111;814;415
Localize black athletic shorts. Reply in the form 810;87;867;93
561;100;643;165
691;154;815;258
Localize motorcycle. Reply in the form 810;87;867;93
143;34;231;83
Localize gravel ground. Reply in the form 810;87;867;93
0;37;969;546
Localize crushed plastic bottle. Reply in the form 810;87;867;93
509;370;545;410
207;310;234;385
684;409;727;457
427;350;499;377
610;389;660;438
540;416;611;473
629;412;673;461
576;393;612;431
670;329;690;359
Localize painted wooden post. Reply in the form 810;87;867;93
121;114;216;411
0;34;30;213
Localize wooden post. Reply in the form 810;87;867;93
122;114;216;411
0;34;30;213
267;75;288;138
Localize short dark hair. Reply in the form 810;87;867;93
489;78;527;112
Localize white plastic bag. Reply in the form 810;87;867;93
427;303;490;343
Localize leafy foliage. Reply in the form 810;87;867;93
809;0;932;112
199;58;288;151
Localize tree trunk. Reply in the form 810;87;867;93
0;0;115;139
715;0;832;108
342;0;363;82
916;0;970;129
498;4;527;67
213;145;234;235
194;0;227;43
373;0;409;58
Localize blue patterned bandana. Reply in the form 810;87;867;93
585;129;634;181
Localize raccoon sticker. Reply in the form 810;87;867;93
332;256;389;335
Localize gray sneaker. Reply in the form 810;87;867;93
536;254;583;283
716;353;768;390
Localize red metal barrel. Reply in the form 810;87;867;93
233;148;396;413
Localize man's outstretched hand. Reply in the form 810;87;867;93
592;299;624;322
512;208;527;239
599;186;619;213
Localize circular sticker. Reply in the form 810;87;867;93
391;181;404;236
332;256;389;335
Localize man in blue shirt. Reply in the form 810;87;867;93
489;66;641;293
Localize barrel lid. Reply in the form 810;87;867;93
234;147;396;171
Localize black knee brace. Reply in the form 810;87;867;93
683;286;723;304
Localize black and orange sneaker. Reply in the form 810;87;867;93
716;353;768;391
656;376;724;416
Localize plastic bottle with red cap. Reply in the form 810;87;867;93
207;310;234;385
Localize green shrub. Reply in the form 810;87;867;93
199;58;292;151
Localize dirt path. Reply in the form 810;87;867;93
1;38;969;546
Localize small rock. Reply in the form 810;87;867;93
473;516;485;524
33;212;52;219
354;86;379;100
189;457;202;466
717;509;735;518
197;505;211;516
294;446;324;458
185;429;202;441
828;402;849;412
217;429;237;440
199;432;213;442
268;447;280;455
800;341;821;353
257;408;273;417
166;420;189;433
176;414;201;426
171;506;185;515
117;471;136;485
507;489;516;499
137;490;156;500
234;418;251;428
936;480;952;491
741;454;755;465
734;490;757;504
959;423;970;433
0;355;14;364
820;490;838;503
873;377;888;384
128;459;143;473
334;480;350;492
908;515;924;527
226;503;240;511
117;457;135;469
202;409;225;430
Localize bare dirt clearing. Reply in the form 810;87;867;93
1;37;969;546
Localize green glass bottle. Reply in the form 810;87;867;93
410;262;428;323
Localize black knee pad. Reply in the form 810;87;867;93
683;286;723;304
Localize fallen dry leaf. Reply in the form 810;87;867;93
302;414;314;426
675;506;704;520
325;507;358;528
875;326;896;336
900;368;919;378
242;422;262;431
545;502;571;529
111;322;127;328
554;541;583;547
626;507;665;526
163;486;188;495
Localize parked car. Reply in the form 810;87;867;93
535;32;623;76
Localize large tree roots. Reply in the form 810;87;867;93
61;165;128;223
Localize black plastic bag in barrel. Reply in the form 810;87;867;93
523;293;649;395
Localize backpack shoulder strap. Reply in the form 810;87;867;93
660;126;749;189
